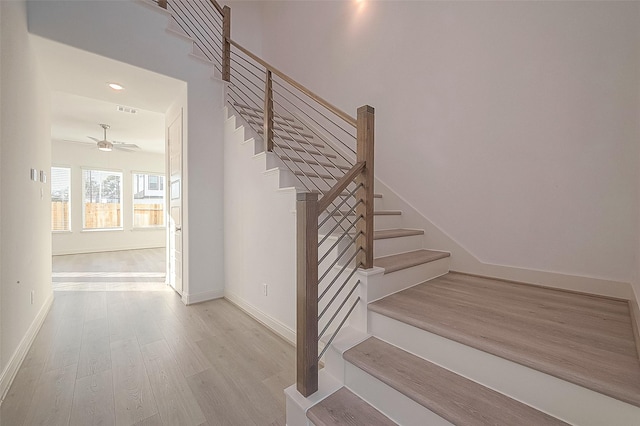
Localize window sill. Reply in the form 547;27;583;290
52;230;72;234
81;228;124;233
132;227;166;231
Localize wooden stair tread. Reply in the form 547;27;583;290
373;228;424;240
345;338;567;425
307;387;397;426
368;272;640;407
374;249;450;274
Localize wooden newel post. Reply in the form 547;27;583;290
355;105;375;269
264;70;274;152
222;6;231;82
296;192;319;397
158;0;167;9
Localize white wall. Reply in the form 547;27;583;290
51;140;166;255
223;0;264;56
255;1;640;286
0;0;53;398
223;114;297;342
28;0;226;302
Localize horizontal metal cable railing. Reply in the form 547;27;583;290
156;0;375;398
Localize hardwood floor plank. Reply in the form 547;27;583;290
22;363;77;426
69;369;116;426
107;303;137;344
0;363;43;426
159;319;211;378
111;338;159;426
44;316;83;372
133;413;162;425
4;249;294;426
77;335;112;379
83;292;108;321
196;336;286;425
186;367;259;426
140;339;206;426
132;315;164;347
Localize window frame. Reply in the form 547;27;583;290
81;167;124;231
51;165;72;233
132;171;166;229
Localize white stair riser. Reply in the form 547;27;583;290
330;233;425;263
373;234;424;258
366;256;450;303
344;361;453;426
368;312;640;426
373;214;403;230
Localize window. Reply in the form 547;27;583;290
132;172;165;228
51;167;71;231
83;169;123;229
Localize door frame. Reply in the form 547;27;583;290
166;108;187;301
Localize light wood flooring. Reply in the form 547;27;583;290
369;272;640;407
1;249;294;426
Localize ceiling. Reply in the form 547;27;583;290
32;36;187;154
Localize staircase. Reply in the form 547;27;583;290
118;1;640;424
225;103;640;425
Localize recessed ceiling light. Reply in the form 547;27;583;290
108;83;124;91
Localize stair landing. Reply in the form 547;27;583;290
368;272;640;407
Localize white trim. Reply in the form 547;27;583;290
0;293;54;403
182;288;224;305
224;290;296;345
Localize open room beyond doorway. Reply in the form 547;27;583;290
35;37;189;297
52;248;167;292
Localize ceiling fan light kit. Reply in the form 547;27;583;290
97;140;113;152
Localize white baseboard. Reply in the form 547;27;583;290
0;292;54;403
225;290;296;345
183;288;225;305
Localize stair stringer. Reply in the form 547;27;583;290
223;110;300;344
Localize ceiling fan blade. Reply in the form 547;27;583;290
113;142;141;150
113;146;136;152
87;136;101;142
63;139;95;148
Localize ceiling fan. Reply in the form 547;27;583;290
88;123;141;152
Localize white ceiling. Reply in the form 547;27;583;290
32;36;187;154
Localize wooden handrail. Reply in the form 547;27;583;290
209;0;224;16
228;39;357;127
318;162;365;212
